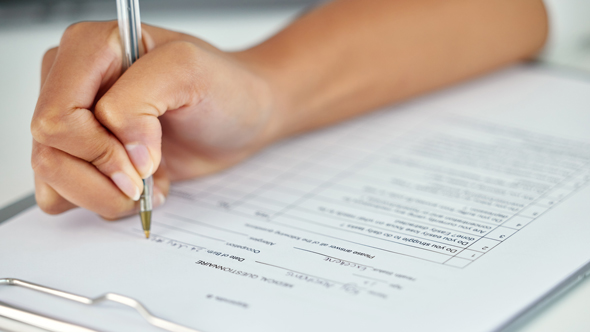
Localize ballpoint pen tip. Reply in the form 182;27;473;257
140;210;151;239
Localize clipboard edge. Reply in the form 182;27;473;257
0;193;35;225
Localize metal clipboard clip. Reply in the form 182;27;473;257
0;278;201;332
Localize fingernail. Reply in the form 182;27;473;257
112;172;141;201
154;193;166;208
126;144;154;179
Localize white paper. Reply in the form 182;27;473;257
1;66;590;332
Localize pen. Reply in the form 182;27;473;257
116;0;152;239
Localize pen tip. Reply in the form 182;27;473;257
140;210;151;239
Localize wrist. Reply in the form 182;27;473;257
231;47;294;145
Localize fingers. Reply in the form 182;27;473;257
31;106;143;200
94;41;207;179
31;21;144;200
33;150;170;217
32;141;138;219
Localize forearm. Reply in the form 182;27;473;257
236;0;548;140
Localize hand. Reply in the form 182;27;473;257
31;21;278;219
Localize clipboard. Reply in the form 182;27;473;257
0;278;200;332
2;65;590;332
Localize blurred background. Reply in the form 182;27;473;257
1;1;590;332
0;0;315;28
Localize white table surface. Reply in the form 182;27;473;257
1;3;590;332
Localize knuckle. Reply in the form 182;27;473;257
94;98;113;120
162;41;208;98
30;109;66;145
94;98;124;128
166;41;204;71
62;21;100;38
62;21;117;47
89;143;116;169
166;40;200;56
31;144;59;179
42;47;58;67
62;22;90;40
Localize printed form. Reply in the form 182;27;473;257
1;66;590;332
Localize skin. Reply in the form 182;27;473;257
30;0;548;220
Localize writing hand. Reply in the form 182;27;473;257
31;22;277;219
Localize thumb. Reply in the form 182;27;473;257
94;41;204;178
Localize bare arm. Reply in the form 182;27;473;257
239;0;548;139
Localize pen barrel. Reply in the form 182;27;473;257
140;177;153;212
116;0;143;71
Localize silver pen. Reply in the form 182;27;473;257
116;0;152;238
